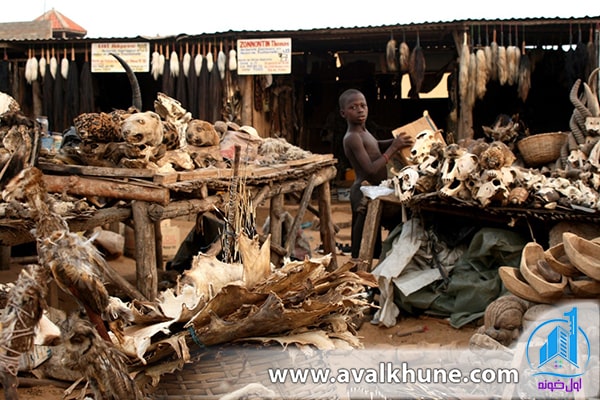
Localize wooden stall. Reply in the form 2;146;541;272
0;154;338;300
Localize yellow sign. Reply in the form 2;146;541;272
91;42;150;73
237;38;291;75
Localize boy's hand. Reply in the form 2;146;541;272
392;132;414;150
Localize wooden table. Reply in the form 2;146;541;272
1;154;338;300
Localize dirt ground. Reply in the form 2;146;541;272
0;199;480;399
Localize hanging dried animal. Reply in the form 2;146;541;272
61;48;69;80
506;36;520;86
386;33;398;72
229;44;237;71
38;48;46;80
182;43;191;78
399;37;410;73
476;47;488;99
151;44;162;80
170;45;179;78
24;48;38;84
517;41;531;102
458;31;470;103
408;32;425;99
218;41;227;80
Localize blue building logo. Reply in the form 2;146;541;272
526;307;591;380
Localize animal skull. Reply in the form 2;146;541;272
121;111;165;164
393;166;420;203
475;177;509;207
408;130;440;164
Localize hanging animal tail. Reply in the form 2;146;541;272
110;53;142;110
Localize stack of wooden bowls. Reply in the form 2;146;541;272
499;233;600;303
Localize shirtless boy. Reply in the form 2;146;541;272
340;88;414;259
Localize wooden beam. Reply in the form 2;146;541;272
132;201;158;300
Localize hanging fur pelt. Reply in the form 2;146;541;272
151;44;161;80
408;34;426;99
194;43;203;77
506;45;519;86
476;48;488;99
399;41;410;73
517;46;531;102
467;52;477;109
183;44;191;78
24;50;38;84
497;45;508;85
386;35;398;72
459;32;470;102
489;29;499;81
217;43;227;80
39;49;46;80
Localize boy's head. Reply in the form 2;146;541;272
338;88;364;110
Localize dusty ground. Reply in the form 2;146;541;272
0;199;479;399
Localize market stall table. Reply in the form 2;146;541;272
1;154;338;300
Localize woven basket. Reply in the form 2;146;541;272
517;132;567;167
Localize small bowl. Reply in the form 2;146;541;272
520;242;567;297
568;276;600;297
499;266;559;304
563;233;600;281
544;242;580;277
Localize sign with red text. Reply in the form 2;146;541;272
91;42;150;73
237;38;291;75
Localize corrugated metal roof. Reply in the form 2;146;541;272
0;20;52;40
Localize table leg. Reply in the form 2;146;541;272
132;200;158;300
358;198;383;271
318;181;337;271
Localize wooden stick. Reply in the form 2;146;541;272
43;175;170;205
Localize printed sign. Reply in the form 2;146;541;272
237;38;291;75
91;42;150;73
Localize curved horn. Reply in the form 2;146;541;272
110;53;142;110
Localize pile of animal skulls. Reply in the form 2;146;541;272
386;128;600;211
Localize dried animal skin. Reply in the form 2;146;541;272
506;45;520;86
459;39;470;102
399;41;410;73
518;52;531;102
169;49;179;77
386;38;398;72
476;48;488;99
497;46;508;85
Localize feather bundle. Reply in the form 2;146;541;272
183;50;191;78
49;53;57;80
399;41;410;73
25;54;38;84
151;48;161;80
386;38;397;72
39;50;46;80
61;56;69;80
229;48;237;71
476;48;488;99
194;52;203;77
217;48;226;79
206;51;214;73
497;46;508;85
170;49;179;78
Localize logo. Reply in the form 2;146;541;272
525;306;592;394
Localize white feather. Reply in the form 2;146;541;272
39;55;46;79
50;56;57;79
182;52;191;77
217;50;226;79
229;49;237;71
194;53;203;77
61;57;69;80
170;51;179;77
206;52;214;73
159;54;165;76
151;51;161;80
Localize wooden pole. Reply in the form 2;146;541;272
131;201;157;300
284;175;316;258
317;180;338;271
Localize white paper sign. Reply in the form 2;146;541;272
91;42;150;73
237;38;291;75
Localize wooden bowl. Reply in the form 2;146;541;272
563;233;600;281
568;276;600;297
499;266;558;304
544;242;580;277
520;242;567;297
